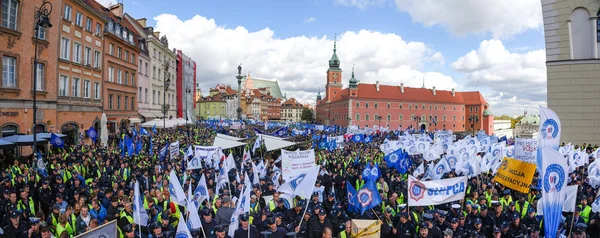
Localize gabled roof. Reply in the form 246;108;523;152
461;91;487;105
242;76;284;99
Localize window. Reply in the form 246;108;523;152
374;103;378;108
74;12;83;26
122;29;127;40
71;77;80;97
84;47;91;66
125;50;129;61
158;92;161;105
117;95;121;109
115;24;120;35
96;23;101;35
435;106;438;110
152;90;155;104
59;75;68;96
63;4;71;21
571;8;593;59
131;74;134;86
145;88;148;103
422;105;425;110
399;114;403;121
443;115;446;121
454;106;456;111
83;80;90;98
158;69;161;78
443;106;446;110
36;27;46;40
153;49;157;58
469;107;472;112
145;63;149;75
131;97;134;110
365;102;369;108
124;72;129;85
139;60;142;72
1;0;18;30
462;116;465;121
365;114;370;121
94;51;101;68
131;54;135;64
152;66;156;79
138;87;142;102
35;63;44;91
124;96;128;110
411;114;415;120
475;106;478;112
355;113;360;120
94;82;100;99
85;17;92;31
117;47;122;58
109;94;113;109
408;104;411;109
387;103;390;109
73;42;81;63
159;52;162;60
429;105;432;110
109;44;114;55
117;69;122;84
387;114;391;121
60;38;71;60
2;56;16;88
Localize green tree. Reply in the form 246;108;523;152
301;108;314;122
494;114;513;120
511;116;524;128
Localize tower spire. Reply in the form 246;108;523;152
422;72;426;88
352;64;355;78
334;33;337;52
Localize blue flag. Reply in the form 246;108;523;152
352;180;382;215
327;140;337;151
135;138;142;155
352;134;364;143
50;133;65;148
140;128;149;136
86;126;98;143
353;155;360;166
36;152;48;177
149;137;154;156
397;151;412;174
346;181;359;213
126;136;134;156
364;135;373;143
362;163;372;180
152;124;157;134
370;163;381;181
384;148;402;170
159;145;168;161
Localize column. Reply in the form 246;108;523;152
592;16;598;58
568;20;574;59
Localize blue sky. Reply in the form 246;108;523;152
104;0;547;117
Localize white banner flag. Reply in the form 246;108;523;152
281;149;316;180
539;106;561;151
514;138;538;164
407;175;467;206
169;141;180;160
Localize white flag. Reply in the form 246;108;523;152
186;200;203;230
278;166;320;199
539;106;561;151
413;162;424;177
133;181;148;226
216;167;230;193
540;147;568;238
224;153;236;173
176;215;193;238
193;174;209;208
430;158;451;180
537;185;578;215
253;134;262;154
251;161;260;185
169;170;186;206
228;184;251;237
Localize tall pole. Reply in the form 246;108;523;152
164;61;170;130
236;65;243;120
32;1;53;158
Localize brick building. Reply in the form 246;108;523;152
315;40;493;134
282;98;304;122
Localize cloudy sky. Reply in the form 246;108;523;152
99;0;547;117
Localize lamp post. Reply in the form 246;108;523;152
236;65;243;120
33;1;53;158
412;115;419;133
376;115;382;128
468;115;479;137
163;61;171;130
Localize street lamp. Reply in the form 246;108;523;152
163;61;171;130
236;65;243;120
468;115;479;136
33;1;53;158
412;115;419;132
375;115;382;128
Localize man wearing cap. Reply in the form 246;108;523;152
422;213;442;238
499;190;512;209
308;192;322;212
478;205;494;236
266;217;286;237
522;207;539;229
416;222;430;238
122;224;136;238
308;208;333;238
491;202;507;228
199;208;217;235
394;212;415;238
46;203;61;227
322;192;336;214
507;213;526;237
514;194;530;219
2;210;29;237
572;222;588;238
37;180;53;216
435;210;450;232
213;224;230;238
380;207;396;237
578;195;592;224
234;214;259;238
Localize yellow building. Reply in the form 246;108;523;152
197;94;227;119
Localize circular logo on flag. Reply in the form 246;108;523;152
389;154;399;164
409;180;425;201
468;140;476;145
506;148;514;158
459;147;467;154
176;232;190;238
573;153;581;163
543;164;565;193
409;146;417;154
500;159;508;171
492;148;501;158
191;158;199;167
290;174;306;190
371;167;379;177
462;152;470;161
436;164;446;174
196;185;207;196
357;189;374;207
37;158;45;168
53;137;63;146
418;143;426;151
447;156;457;168
348;192;355;206
541;119;559;140
88;129;97;138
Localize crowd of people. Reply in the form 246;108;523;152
0;122;598;238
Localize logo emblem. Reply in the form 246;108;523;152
389;154;399;164
436;164;446;174
371;167;379;177
290;174;306;190
88;130;97;138
541;119;559;140
500;160;508;171
409;180;425;201
54;137;63;146
543;164;565;193
446;156;457;169
418;143;426;151
357;189;374;207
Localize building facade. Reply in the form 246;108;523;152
315;41;493;134
493;120;514;138
541;0;600;144
175;50;196;120
123;15;152;122
515;115;540;139
281;98;304;122
197;93;226;119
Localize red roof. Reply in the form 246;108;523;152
461;91;487;105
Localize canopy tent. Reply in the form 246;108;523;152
36;133;67;139
212;136;247;150
0;139;15;149
141;119;163;128
2;134;49;145
216;133;245;141
142;118;193;128
101;113;108;147
262;135;296;152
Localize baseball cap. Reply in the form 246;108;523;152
9;210;19;218
474;218;482;225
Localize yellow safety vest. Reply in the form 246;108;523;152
56;224;68;237
515;201;529;218
579;205;592;223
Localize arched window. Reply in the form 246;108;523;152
374;114;378;121
399;114;403;121
443;106;446;110
61;122;79;145
443;115;447;121
411;114;415;120
408;104;411;109
421;114;426;121
387;103;390;109
571;8;593;59
435;105;438;110
429;105;432;110
365;102;369;108
374;103;378;108
1;124;18;137
365;114;370;121
387;114;391;121
453;115;456;121
399;103;403;109
356;102;359;108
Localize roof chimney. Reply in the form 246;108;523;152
432;86;436;96
109;3;124;18
137;18;147;27
400;83;404;93
376;81;380;92
153;31;160;39
451;88;455;97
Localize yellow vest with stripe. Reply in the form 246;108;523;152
56;223;68;237
17;197;35;216
339;231;348;238
579;205;592;223
515;201;529;218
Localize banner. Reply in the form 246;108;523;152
514;138;538;164
194;146;220;165
494;157;536;193
541;147;568;238
281;149;316;180
169;141;180;160
230;122;242;130
407;175;467;206
539;106;561;151
74;220;117;238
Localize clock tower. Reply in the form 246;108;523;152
326;36;342;102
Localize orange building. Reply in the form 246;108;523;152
315;40;493;135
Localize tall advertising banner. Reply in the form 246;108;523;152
541;147;568;238
281;149;316;180
407;176;467;206
493;157;537;193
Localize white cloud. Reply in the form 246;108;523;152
394;0;542;38
335;0;388;9
451;39;546;116
304;17;316;24
96;0;117;7
153;14;455;105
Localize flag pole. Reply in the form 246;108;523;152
370;208;382;221
297;198;310;227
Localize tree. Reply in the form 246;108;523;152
494;115;513;120
301;108;314;122
511;116;524;129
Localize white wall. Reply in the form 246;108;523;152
571;8;594;59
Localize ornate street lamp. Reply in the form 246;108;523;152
163;61;171;129
33;1;53;158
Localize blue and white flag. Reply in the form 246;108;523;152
36;152;48;177
192;174;209;208
277;166;320;199
133;181;148;226
86;126;98;143
346;181;359;213
413;162;424;177
592;195;600;213
352;134;364;143
505;145;515;158
159;145;168;161
186;201;203;231
169;170;187;206
568;149;588;172
252;134;262;154
407;175;467;206
384;148;402;170
228;182;251;237
352;180;382;215
169;141;180;160
370;163;381;181
176;215;192;238
140;127;149;136
478;137;490;153
539;106;561;151
430;158;451;180
541;147;568;238
362;163;373;180
152;124;157;134
397;152;412;174
216;167;230;192
364;135;373;143
50;133;65;148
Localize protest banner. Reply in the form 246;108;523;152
281;149;316;180
514;138;538;164
74;220;117;238
407;175;467;206
169;141;179;160
494;157;536;193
